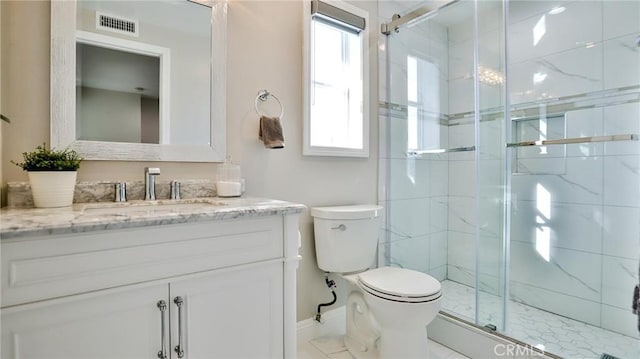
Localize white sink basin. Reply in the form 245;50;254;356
81;199;227;215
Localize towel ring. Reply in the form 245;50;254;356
255;89;284;119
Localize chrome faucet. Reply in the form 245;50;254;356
145;167;161;200
115;182;127;202
170;180;181;200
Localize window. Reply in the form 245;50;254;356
304;0;369;157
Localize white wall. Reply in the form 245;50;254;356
225;0;379;320
0;0;379;322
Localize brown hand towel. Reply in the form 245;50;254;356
259;115;285;149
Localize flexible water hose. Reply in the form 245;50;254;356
315;276;337;322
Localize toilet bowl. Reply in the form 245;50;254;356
311;205;443;359
340;267;442;358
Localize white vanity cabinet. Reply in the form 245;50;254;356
169;262;284;358
2;283;169;359
1;213;301;359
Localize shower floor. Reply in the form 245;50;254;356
440;280;639;359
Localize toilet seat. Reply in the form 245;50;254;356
358;267;442;303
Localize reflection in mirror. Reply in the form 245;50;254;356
76;0;211;146
76;42;161;144
51;0;227;162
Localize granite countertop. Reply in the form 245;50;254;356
0;197;306;239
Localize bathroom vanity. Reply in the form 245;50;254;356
0;198;304;358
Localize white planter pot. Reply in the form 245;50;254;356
28;171;77;208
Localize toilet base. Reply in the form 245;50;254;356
344;323;432;359
344;290;379;358
378;326;430;359
341;278;434;359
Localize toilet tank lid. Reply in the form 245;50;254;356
311;205;383;220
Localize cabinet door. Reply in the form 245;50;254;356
169;262;284;359
1;284;169;359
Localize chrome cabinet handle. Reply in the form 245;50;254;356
157;300;168;359
174;296;185;358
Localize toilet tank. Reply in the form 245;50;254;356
311;205;383;273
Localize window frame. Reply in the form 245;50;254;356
303;0;370;158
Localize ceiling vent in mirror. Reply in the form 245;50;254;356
96;12;139;37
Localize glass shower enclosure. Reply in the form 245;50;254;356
379;0;640;357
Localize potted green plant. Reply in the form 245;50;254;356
12;143;82;208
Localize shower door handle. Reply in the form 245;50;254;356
506;134;638;148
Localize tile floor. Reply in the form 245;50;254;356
441;280;640;359
297;333;469;359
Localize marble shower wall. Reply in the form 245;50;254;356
505;0;640;338
444;0;640;337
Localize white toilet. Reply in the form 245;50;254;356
311;205;442;359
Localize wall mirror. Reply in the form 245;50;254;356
51;0;227;162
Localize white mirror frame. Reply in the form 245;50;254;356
51;0;227;162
